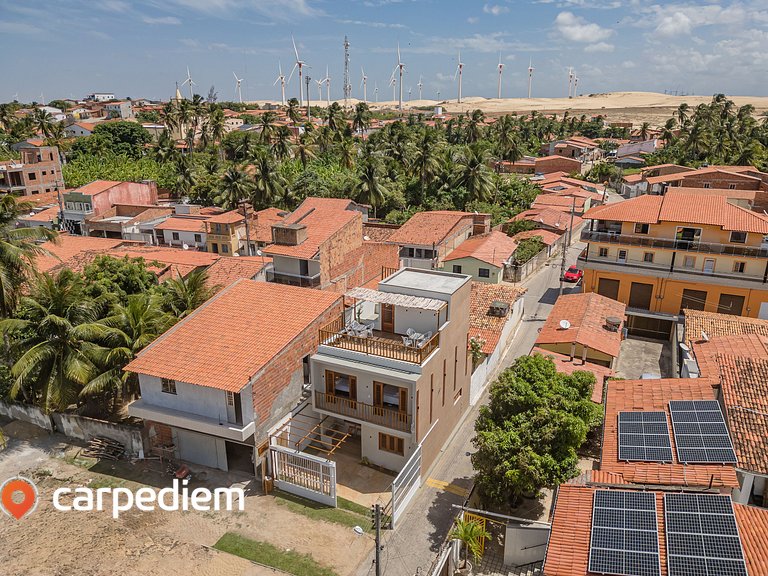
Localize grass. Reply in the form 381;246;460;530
214;532;338;576
89;477;126;490
274;490;372;532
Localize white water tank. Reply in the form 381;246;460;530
434;106;442;115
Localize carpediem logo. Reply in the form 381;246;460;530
1;476;244;519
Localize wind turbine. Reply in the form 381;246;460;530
324;66;331;106
497;52;504;99
527;59;534;99
417;75;423;100
233;72;244;103
573;76;579;97
315;78;324;102
288;35;306;107
374;81;379;103
408;87;412;102
454;51;464;104
567;67;574;98
388;73;396;104
274;62;287;106
395;43;405;112
360;67;368;103
181;66;196;99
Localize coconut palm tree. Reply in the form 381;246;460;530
412;129;444;202
271;126;292;161
249;149;286;209
448;518;491;570
453;145;495;207
336;137;356;170
154;130;177;163
354;159;388;217
287;98;301;127
32;109;56;138
259;111;277;144
293;132;317;168
352;102;371;136
208;106;227;161
216;167;252;210
465;109;485;144
1;270;107;412
161;268;216;319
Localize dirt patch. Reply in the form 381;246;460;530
0;429;372;576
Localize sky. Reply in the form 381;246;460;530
2;0;768;103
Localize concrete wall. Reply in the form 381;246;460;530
0;400;53;431
360;423;411;471
175;427;228;470
51;413;144;457
444;257;503;284
160;229;206;250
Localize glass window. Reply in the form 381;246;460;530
172;232;180;241
378;433;404;456
598;247;609;258
222;244;229;253
703;182;711;188
733;261;746;273
452;265;462;273
161;378;177;394
643;252;654;263
634;223;650;234
478;268;490;278
730;231;747;244
194;234;202;243
728;184;737;190
683;255;696;268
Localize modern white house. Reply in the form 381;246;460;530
154;215;209;250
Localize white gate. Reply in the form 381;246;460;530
391;444;422;528
269;445;337;507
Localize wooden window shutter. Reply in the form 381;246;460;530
374;382;383;407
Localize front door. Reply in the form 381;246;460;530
381;303;394;333
703;258;715;274
617;249;627;264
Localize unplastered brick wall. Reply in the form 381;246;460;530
325;242;400;294
682;173;761;190
318;214;363;285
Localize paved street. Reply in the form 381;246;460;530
354;241;586;576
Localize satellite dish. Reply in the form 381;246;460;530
233;252;240;257
363;235;371;241
256;249;262;256
679;343;690;352
701;331;709;342
182;243;189;250
559;319;571;330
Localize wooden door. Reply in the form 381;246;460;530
381;303;394;333
349;376;357;408
398;388;408;424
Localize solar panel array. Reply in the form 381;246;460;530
664;493;748;576
589;490;661;576
668;400;738;464
618;412;673;463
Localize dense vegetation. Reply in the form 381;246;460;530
472;354;602;508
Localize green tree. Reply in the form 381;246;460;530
159;268;216;319
216;167;252;210
82;255;159;304
448;518;491;568
452;145;495;208
472;354;602;507
514;236;545;264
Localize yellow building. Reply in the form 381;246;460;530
204;211;246;255
579;194;768;336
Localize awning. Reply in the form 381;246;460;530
346;287;446;311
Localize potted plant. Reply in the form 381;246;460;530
449;517;491;575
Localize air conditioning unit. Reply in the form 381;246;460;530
488;300;510;317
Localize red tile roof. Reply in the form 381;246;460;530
206;210;245;224
155;216;210;233
535;293;626;358
691;333;768;380
645;166;763;185
530;347;610;403
35;234;133;273
683;309;768;348
532;195;586;211
601;378;739;488
263;197;360;259
204;256;271;293
387;211;474;246
544;484;768;576
125;280;341;392
509;208;582;232
443;231;518;268
468;282;526;355
247;207;288;243
511;229;562;246
584;193;768;233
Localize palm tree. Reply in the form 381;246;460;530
676;103;690;129
173;155;196;198
448;518;491;569
293;132;317;168
465;109;485;144
161;268;216;319
352;102;371;136
259;111;277;144
453;145;496;207
208;106;227;161
216;167;252;210
639;122;651;141
412;130;444;202
0;104;16;132
87;293;174;403
326;102;344;134
336;137;356;170
1;270;106;412
32;109;56;138
287;98;301;127
271;126;292;161
249;149;286;209
0;196;57;320
155;130;177;163
354;159;388;217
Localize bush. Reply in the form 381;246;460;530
514;237;545;264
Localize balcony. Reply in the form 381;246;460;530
315;391;411;433
266;268;321;288
319;316;440;364
581;229;768;258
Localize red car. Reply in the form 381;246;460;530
563;265;583;282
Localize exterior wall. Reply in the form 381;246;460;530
205;222;245;254
0;146;63;196
318;213;364;286
678;173;761;191
360;423;412;471
175;427;228;470
160;229;206;250
535;156;581;174
271;255;321;278
536;342;614;367
64;181;158;218
443;257;503;284
437;219;475;265
581;266;768;318
64;125;93;137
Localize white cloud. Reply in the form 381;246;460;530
142;16;181;25
165;0;321;18
483;4;509;15
555;11;613;43
654;11;693;36
584;41;614;52
337;19;406;28
649;3;748;37
0;21;43;34
467;16;479;24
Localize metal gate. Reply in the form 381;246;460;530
391;444;422;528
463;511;488;555
269;445;337;507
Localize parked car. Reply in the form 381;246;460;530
563;265;583;282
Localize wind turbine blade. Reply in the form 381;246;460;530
233;71;239;81
292;35;300;61
397;43;401;65
287;62;298;84
274;76;281;86
279;60;283;75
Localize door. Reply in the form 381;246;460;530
299;259;310;276
617;249;627;264
597;278;620;301
398;388;409;425
718;294;745;315
381;303;394;333
628;282;654;310
703;258;715;274
680;289;707;313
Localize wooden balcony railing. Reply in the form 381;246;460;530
318;316;439;364
315;392;411;433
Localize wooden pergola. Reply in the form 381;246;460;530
270;411;352;457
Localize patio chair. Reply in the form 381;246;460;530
406;328;417;338
401;335;413;347
417;331;433;348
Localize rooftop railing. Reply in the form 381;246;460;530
581;229;768;258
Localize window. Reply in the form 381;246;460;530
28;173;37;181
302;356;311;384
683;255;696;269
634;223;650;234
222;244;229;253
733;261;746;273
42;171;47;176
75;202;83;211
324;370;356;400
728;183;737;190
161;378;177;394
628;282;654;310
215;223;222;234
703;182;711;188
66;202;74;210
452;265;462;274
429;375;434;423
442;359;447;407
172;232;180;241
373;382;407;412
478;268;490;278
453;388;462;403
226;391;235;406
597;278;620;300
83;204;91;212
211;243;219;253
378;433;404;456
194;234;202;243
643;252;654;263
718;293;745;316
680;289;707;313
730;231;747;244
598;247;609;258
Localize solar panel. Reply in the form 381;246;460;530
618;412;673;463
589;490;661;576
664;493;748;576
668;400;737;464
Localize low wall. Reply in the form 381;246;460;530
51;413;144;457
0;400;53;431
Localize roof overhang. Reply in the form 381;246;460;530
346;287;446;311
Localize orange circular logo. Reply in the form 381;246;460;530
0;476;38;520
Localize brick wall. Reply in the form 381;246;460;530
535;156;582;175
318;213;363;286
325;241;400;293
680;173;762;191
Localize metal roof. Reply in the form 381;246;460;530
346;287;446;311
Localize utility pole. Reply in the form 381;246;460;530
343;35;351;108
371;503;383;576
559;196;577;297
240;201;252;256
305;75;312;121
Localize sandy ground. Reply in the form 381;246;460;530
256;91;768;127
0;421;372;576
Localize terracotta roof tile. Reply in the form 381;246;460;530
72;180;122;196
155;216;210;233
246;207;288;243
511;229;563;246
690;332;768;380
509;208;583;232
684;309;768;348
443;231;518;268
532;194;586;211
387;211;474;246
363;223;399;242
468;282;526;354
206;210;245;224
125;280;342;392
204;256;271;293
530;347;611;403
535;292;626;358
601;378;739;488
35;234;134;273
